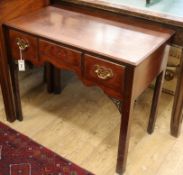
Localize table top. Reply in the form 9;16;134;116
60;0;183;27
5;6;174;66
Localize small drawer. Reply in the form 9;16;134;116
9;30;38;63
39;40;82;74
84;55;125;97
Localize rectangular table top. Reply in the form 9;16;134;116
5;6;174;66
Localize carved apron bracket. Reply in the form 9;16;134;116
109;97;122;113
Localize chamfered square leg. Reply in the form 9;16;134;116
116;99;134;174
53;66;61;94
0;27;17;122
0;60;16;122
45;62;54;93
45;63;61;94
147;70;165;134
9;59;23;121
116;68;135;175
171;50;183;137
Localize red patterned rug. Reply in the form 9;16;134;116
0;122;94;175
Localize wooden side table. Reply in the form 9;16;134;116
1;6;174;174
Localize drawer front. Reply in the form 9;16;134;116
9;30;38;63
39;40;82;74
84;55;125;97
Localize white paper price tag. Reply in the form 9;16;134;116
18;59;25;71
18;47;26;71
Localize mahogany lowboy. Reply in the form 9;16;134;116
2;6;174;175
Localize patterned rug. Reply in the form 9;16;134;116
0;122;94;175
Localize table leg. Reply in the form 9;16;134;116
116;100;134;174
9;60;23;121
147;70;165;134
171;50;183;137
45;63;54;93
43;64;47;83
116;68;134;175
53;66;61;94
45;63;61;94
0;28;16;122
0;57;16;122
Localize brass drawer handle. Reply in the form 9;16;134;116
94;65;114;80
16;38;29;51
